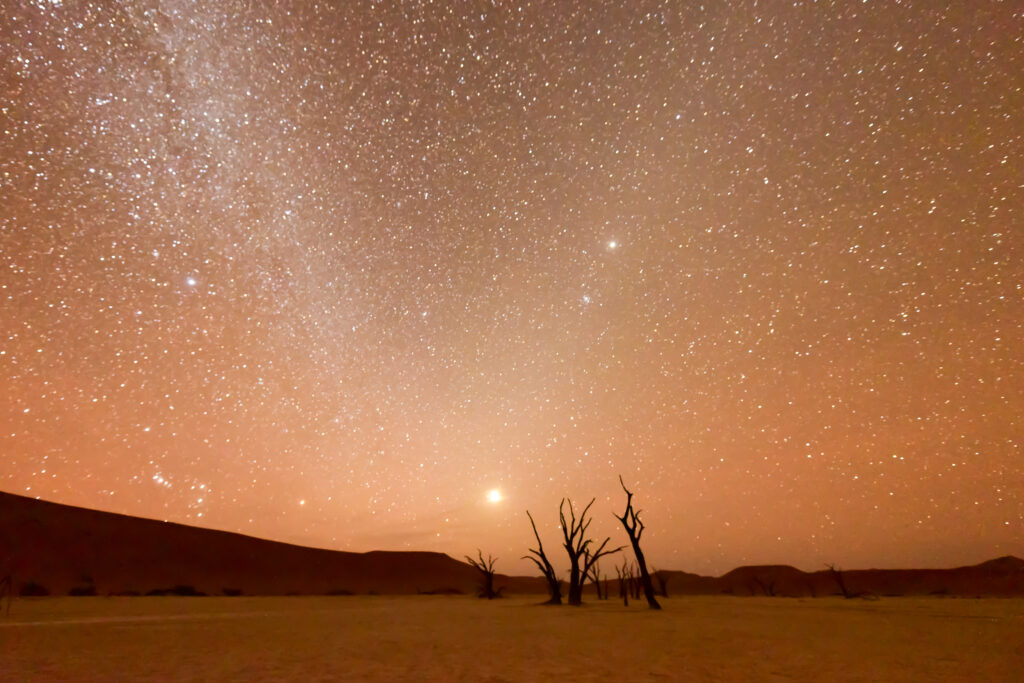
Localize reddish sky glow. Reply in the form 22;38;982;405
2;1;1021;574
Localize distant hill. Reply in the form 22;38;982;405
660;556;1024;598
1;491;1020;597
0;491;543;597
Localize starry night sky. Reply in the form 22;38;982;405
2;0;1021;575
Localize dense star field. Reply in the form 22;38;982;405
1;1;1021;575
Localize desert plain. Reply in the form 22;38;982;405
2;594;1022;682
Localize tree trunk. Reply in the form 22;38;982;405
525;510;563;605
616;477;661;610
544;577;563;604
631;540;659;608
567;564;582;605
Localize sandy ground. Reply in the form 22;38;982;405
1;595;1021;681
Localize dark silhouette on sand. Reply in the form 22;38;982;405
652;568;670;597
615;477;661;610
558;498;623;605
615;558;634;606
465;550;503;599
523;510;562;604
587;558;608;599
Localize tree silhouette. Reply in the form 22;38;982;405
559;498;623;605
825;563;877;600
524;510;562;605
464;550;503;599
615;558;633;606
615;476;661;609
587;555;607;599
652;568;670;597
752;576;777;597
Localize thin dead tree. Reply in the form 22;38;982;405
615;558;633;606
615;476;661;609
825;563;852;598
586;554;606;600
524;510;562;605
464;550;503;599
752;576;777;597
560;498;623;605
825;563;877;600
652;568;670;598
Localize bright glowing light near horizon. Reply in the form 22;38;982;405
486;489;502;503
607;240;618;249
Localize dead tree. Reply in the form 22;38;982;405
464;550;503;599
615;558;633;606
524;510;562;604
560;498;623;605
652;568;670;597
826;563;852;598
615;477;661;609
587;555;606;600
825;564;877;600
752;576;777;597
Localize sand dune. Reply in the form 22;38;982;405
663;557;1024;598
2;491;1021;598
0;491;519;596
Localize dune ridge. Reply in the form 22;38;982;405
2;491;1020;597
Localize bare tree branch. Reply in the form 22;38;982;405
523;510;562;604
559;497;622;605
464;549;502;599
615;476;661;609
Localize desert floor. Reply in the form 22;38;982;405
1;595;1021;681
